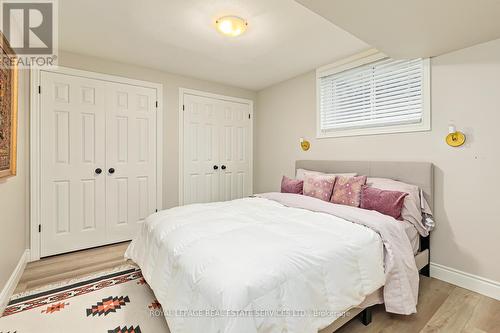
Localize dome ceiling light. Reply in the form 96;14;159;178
215;16;248;37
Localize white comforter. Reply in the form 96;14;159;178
125;197;385;333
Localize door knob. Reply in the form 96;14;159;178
221;165;227;170
108;168;115;174
213;165;219;170
95;168;102;175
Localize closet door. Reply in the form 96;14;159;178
40;72;107;256
183;94;220;204
218;100;252;201
105;82;157;243
183;93;252;205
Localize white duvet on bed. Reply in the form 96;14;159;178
125;197;385;333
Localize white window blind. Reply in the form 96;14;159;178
319;58;426;134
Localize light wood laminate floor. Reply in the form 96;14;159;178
14;243;500;332
14;242;132;294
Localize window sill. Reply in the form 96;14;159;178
316;122;431;139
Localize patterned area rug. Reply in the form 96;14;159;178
0;268;170;333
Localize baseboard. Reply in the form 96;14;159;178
430;262;500;301
0;249;30;314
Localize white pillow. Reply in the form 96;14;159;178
366;177;429;236
295;168;357;181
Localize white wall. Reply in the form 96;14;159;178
254;38;500;282
0;70;29;289
58;51;257;209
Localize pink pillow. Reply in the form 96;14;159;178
367;177;428;235
331;175;367;207
281;176;303;194
360;186;408;220
303;174;336;201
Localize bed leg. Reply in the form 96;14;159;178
360;307;372;326
420;235;430;278
420;264;430;277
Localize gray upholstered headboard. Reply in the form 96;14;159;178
296;160;434;210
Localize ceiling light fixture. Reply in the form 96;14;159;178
215;16;248;37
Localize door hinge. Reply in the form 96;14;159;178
182;105;185;111
248;113;251;119
38;224;41;232
38;85;41;94
155;101;158;108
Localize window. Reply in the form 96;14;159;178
316;50;430;138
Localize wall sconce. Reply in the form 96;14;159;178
300;137;310;151
446;125;466;147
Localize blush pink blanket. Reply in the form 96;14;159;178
257;192;419;315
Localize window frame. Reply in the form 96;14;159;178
316;49;431;139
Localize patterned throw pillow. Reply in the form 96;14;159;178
280;176;304;194
303;174;336;201
295;168;357;181
360;186;408;220
331;175;367;207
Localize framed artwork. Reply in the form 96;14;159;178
0;32;18;178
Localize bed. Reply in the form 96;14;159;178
125;160;433;333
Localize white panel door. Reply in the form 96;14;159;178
105;82;157;243
219;100;251;201
40;72;107;256
183;93;251;205
183;94;220;204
